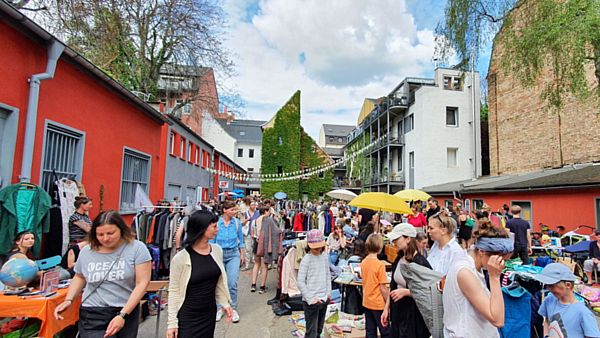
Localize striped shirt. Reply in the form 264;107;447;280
210;217;244;250
68;212;91;242
297;252;331;303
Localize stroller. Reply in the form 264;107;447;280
564;240;593;282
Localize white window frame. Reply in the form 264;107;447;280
180;137;186;158
39;120;86;192
119;147;152;213
187;141;193;162
446;107;459;127
447;147;458;168
169;131;176;155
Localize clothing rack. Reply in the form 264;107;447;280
139;205;186;209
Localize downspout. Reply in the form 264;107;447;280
20;40;65;183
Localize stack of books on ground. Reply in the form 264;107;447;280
289;313;305;337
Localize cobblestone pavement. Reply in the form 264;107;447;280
138;265;294;338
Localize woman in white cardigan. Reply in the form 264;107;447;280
167;210;232;338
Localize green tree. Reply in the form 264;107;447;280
27;0;234;102
436;0;600;109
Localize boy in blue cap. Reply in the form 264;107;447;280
535;263;600;337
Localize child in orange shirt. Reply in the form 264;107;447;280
360;234;390;338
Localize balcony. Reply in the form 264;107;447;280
369;134;404;154
366;172;405;186
333;177;362;189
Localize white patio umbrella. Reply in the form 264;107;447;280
326;189;358;201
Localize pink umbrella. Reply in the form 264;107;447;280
380;219;392;227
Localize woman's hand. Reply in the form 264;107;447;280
53;300;72;320
104;316;125;337
166;328;178;338
381;308;389;327
487;255;505;278
223;306;233;321
390;288;409;302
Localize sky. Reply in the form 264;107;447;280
220;0;492;140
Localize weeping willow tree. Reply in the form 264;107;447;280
435;0;600;109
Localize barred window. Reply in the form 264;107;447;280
41;123;84;192
120;148;151;212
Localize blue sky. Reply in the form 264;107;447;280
221;0;493;139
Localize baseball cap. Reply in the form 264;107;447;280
307;229;326;249
386;223;417;242
533;263;576;285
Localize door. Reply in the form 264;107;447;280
511;201;532;227
409;151;415;189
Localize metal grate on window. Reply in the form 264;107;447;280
41;124;83;192
120;149;151;211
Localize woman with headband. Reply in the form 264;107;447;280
442;218;512;338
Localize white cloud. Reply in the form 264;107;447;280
221;0;439;138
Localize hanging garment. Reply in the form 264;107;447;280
293;213;304;232
57;178;80;253
45;179;64;258
0;183;51;257
500;286;531;338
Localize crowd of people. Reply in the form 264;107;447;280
28;193;597;338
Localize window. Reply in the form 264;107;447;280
397;147;403;171
41;123;85;192
277;166;283;174
318;171;324;178
201;150;209;168
238;148;243;158
443;76;463;91
397;120;403;138
278;136;283;145
329;136;334;142
403;115;414;133
247;167;254;172
446;107;458;127
169;132;176;155
445;200;454;210
120;148;151;212
511;201;533;225
180;137;186;159
338;137;343;143
249;149;255;158
447;148;458;167
473;199;484;211
195;146;200;165
187;141;193;162
409;151;415;169
240;131;245;136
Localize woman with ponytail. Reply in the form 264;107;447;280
381;223;431;338
442;218;512;338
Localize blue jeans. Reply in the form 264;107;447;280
221;248;241;309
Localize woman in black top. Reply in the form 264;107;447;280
167;210;232;338
381;223;431;338
68;196;93;243
59;240;88;279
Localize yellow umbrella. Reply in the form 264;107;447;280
349;192;412;214
393;189;431;202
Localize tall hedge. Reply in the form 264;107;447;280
261;91;332;200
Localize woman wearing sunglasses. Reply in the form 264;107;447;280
426;211;465;275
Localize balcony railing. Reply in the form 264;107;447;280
369;134;404;153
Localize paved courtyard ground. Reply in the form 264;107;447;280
139;265;293;338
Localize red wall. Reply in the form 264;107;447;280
433;188;600;233
0;21;165;219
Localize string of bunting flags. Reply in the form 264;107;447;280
206;134;387;182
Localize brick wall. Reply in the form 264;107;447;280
488;14;600;175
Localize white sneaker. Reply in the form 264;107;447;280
232;309;240;323
216;308;224;322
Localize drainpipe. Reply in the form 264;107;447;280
19;40;65;183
